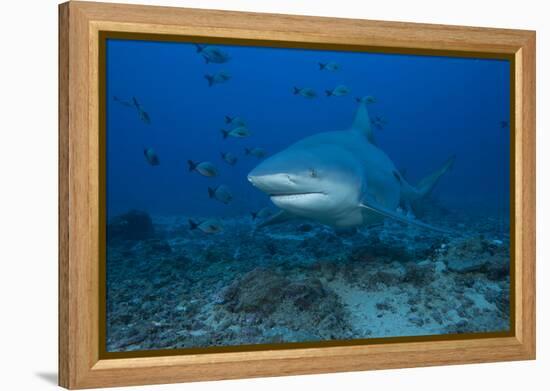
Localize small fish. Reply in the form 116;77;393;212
355;95;376;104
250;207;276;220
205;71;231;87
372;115;387;130
195;44;231;64
132;97;151;124
500;120;509;128
221;127;250;139
245;147;267;158
293;87;317;99
187;160;218;177
224;116;246;127
143;148;160;166
138;109;151;124
207;185;233;204
188;219;223;234
318;62;340;71
325;85;350;97
220;152;238;165
113;96;133;107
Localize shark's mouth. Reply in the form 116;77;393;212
270;192;326;201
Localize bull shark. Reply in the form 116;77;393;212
247;102;455;233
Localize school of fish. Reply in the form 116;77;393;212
112;44;388;234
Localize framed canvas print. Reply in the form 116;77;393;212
58;1;536;389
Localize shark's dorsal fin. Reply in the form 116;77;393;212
351;102;375;144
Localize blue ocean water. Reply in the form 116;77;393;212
105;38;511;352
106;40;510;218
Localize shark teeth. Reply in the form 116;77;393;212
270;192;326;201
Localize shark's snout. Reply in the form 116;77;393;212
247;172;297;195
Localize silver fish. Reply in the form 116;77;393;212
138;108;151;124
221;127;250;139
132;97;151;124
318;62;341;71
187;160;218;177
325;85;350;97
293;87;317;99
355;95;376;104
113;96;133;107
372;115;387;130
224;116;246;127
188;219;223;234
208;185;233;204
245;147;267;158
143;148;159;166
205;71;231;87
195;44;231;64
220;152;238;165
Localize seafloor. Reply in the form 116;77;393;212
106;207;510;352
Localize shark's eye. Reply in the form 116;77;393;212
309;168;318;178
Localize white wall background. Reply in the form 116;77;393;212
0;0;547;389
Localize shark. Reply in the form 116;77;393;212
247;102;455;233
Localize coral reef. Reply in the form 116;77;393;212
105;211;511;352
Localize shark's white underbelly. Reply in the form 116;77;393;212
332;207;364;227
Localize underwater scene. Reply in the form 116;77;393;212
105;38;511;352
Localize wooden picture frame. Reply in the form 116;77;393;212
59;1;536;389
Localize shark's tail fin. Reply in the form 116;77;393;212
415;155;456;198
293;87;300;95
221;129;229;139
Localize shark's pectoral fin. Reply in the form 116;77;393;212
359;198;453;234
256;210;297;229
